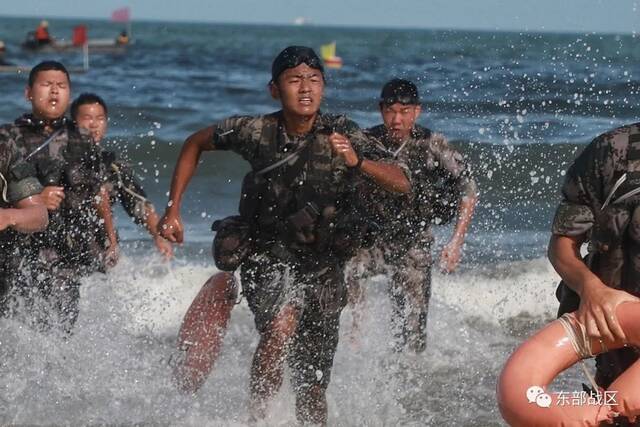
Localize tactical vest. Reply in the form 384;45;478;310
402;127;460;226
557;133;640;315
214;114;376;270
237;113;360;262
10;116;103;267
362;126;459;237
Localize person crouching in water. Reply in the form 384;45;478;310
159;46;410;424
71;93;173;263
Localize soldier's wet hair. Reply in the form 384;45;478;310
380;78;420;106
270;46;324;84
70;93;108;121
28;60;70;87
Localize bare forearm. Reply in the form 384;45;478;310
5;195;48;233
450;192;477;243
167;127;214;212
359;160;410;194
96;187;118;246
548;234;602;297
143;204;161;237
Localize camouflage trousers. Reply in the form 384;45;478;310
2;247;82;334
595;348;640;427
346;231;433;353
240;250;347;392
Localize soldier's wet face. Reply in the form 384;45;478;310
271;63;324;117
75;103;108;143
381;102;421;141
25;70;70;121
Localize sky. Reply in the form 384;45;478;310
2;0;640;33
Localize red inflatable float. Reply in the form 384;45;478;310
172;272;237;393
497;301;640;426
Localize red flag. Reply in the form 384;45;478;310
111;7;130;22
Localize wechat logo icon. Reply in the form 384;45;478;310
526;386;552;408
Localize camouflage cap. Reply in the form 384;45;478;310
271;46;324;82
380;78;420;106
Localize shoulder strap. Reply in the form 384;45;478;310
255;141;309;176
24;128;64;161
254;113;311;176
602;132;640;209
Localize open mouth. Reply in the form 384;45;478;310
299;97;313;105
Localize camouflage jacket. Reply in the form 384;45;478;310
0;135;43;208
552;122;640;311
210;110;408;263
0;132;44;276
363;124;476;240
101;150;150;225
0;114;105;267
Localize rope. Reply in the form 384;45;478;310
0;171;8;203
558;313;601;393
110;163;149;204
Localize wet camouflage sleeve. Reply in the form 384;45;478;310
0;129;43;204
340;117;411;181
429;133;477;200
209;115;262;161
551;137;606;237
110;160;150;224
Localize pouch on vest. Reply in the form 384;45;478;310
286;201;321;245
330;208;381;258
211;215;252;272
239;172;266;223
416;173;459;225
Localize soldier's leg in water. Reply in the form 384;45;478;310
249;303;301;420
52;271;81;335
241;257;303;420
393;246;432;353
345;248;371;344
9;253;80;334
384;242;408;351
173;271;238;393
289;300;341;425
0;264;9;318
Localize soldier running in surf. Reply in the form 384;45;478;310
346;79;478;352
160;46;410;424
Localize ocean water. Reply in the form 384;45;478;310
1;16;639;425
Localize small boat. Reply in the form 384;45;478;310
22;27;128;55
0;62;89;74
0;64;89;74
22;9;133;55
293;16;308;26
320;41;343;69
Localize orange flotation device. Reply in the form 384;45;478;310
497;301;640;426
35;26;50;42
172;272;237;393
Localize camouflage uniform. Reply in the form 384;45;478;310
0;137;44;301
350;124;476;352
94;150;151;250
0;114;104;333
553;123;640;426
211;110;405;392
